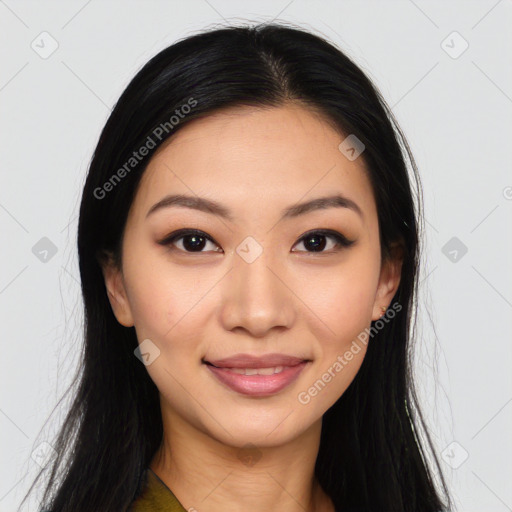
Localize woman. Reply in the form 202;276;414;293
24;22;451;512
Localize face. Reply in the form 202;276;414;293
102;104;402;449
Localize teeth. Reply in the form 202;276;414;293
228;368;246;375
227;366;285;376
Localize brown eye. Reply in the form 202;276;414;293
292;230;355;253
158;229;222;253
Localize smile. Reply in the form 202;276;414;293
224;366;285;375
203;359;310;397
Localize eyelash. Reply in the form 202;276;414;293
158;228;355;254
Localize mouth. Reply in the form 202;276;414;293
202;353;311;397
204;363;290;376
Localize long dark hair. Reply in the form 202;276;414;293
22;22;451;512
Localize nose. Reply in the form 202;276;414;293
219;246;296;338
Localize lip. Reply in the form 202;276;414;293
203;353;311;397
205;353;308;369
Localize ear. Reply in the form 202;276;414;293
98;251;134;328
371;242;404;321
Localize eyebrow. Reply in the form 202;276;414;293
145;193;363;222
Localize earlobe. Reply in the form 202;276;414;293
99;253;135;328
372;242;404;321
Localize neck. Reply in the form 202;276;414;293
150;405;334;512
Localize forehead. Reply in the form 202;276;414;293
131;104;376;225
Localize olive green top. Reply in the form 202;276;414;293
129;468;187;512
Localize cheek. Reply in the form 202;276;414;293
123;250;214;351
294;251;378;408
303;253;380;341
122;248;176;337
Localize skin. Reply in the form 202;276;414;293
102;103;403;512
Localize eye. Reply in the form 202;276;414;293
158;229;222;253
291;229;355;253
158;228;355;255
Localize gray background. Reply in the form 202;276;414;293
1;1;511;510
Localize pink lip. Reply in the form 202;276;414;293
203;353;310;397
205;353;308;369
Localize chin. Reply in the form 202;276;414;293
203;414;316;450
